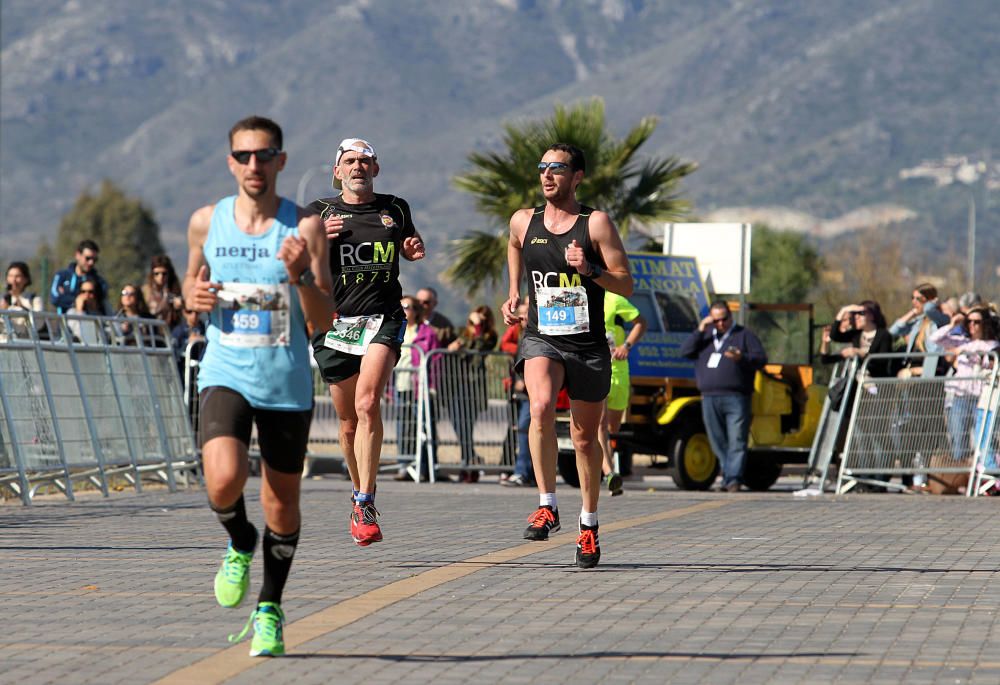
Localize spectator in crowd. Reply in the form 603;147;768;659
931;307;1000;463
393;295;440;481
171;304;206;373
143;255;184;329
446;304;498;482
113;282;152;346
65;282;103;343
820;301;897;491
417;286;456;346
680;301;767;492
959;291;984;313
941;296;961;318
500;300;534;487
889;283;950;377
50;239;110;315
1;261;44;340
600;291;647;496
824;301;893;377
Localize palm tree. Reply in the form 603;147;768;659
447;98;697;294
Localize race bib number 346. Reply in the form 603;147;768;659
323;314;384;355
536;286;590;336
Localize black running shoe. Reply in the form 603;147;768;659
575;524;601;568
523;505;560;540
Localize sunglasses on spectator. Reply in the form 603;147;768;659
121;290;137;297
538;161;571;174
153;270;168;277
968;318;984;325
712;315;731;324
418;299;433;305
81;254;98;263
230;147;281;164
401;303;413;310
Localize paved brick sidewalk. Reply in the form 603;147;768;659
3;478;999;684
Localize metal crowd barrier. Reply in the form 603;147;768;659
261;347;519;482
421;349;517;479
299;344;430;476
835;351;1000;495
801;357;860;493
0;310;199;505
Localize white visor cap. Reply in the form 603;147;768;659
335;138;377;166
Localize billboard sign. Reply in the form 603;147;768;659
624;252;711;379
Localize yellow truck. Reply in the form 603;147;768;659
556;253;825;491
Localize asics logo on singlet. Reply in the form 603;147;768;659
531;271;582;289
339;241;395;265
214;245;271;262
530;237;548;244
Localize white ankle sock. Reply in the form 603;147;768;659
580;509;598;527
540;493;557;509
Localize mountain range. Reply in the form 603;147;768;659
2;0;998;311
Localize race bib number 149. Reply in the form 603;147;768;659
535;286;590;336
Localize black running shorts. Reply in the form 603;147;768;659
515;333;611;402
311;315;406;384
198;386;312;474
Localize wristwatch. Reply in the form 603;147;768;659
586;263;603;279
624;341;632;350
293;269;315;287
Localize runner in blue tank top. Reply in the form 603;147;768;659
500;143;633;569
309;138;426;547
182;116;334;657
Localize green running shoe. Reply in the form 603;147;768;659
214;543;253;608
229;602;285;657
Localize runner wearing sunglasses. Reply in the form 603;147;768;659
307;138;426;547
500;143;633;568
182;115;334;657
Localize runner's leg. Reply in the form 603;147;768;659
258;463;301;604
331;374;360;490
203;436;250;509
570;398;605;513
354;343;397;494
523;356;565;493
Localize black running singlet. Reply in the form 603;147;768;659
307;194;416;317
522;205;607;351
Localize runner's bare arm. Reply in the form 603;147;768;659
588;210;633;297
283;211;334;335
502;209;531;325
181;205;222;313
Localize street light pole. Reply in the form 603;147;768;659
967;188;976;292
296;164;333;207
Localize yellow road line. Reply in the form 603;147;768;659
153;500;729;685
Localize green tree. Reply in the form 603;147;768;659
28;239;56;307
447;98;697;295
51;180;164;301
749;225;822;303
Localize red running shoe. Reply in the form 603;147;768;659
351;501;383;546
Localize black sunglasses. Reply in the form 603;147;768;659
538;161;571;174
230;147;281;164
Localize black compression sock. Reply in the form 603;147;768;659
210;495;258;553
259;526;300;605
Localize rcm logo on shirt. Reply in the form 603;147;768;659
531;271;581;289
339;241;395;267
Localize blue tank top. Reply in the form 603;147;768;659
197;196;313;410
